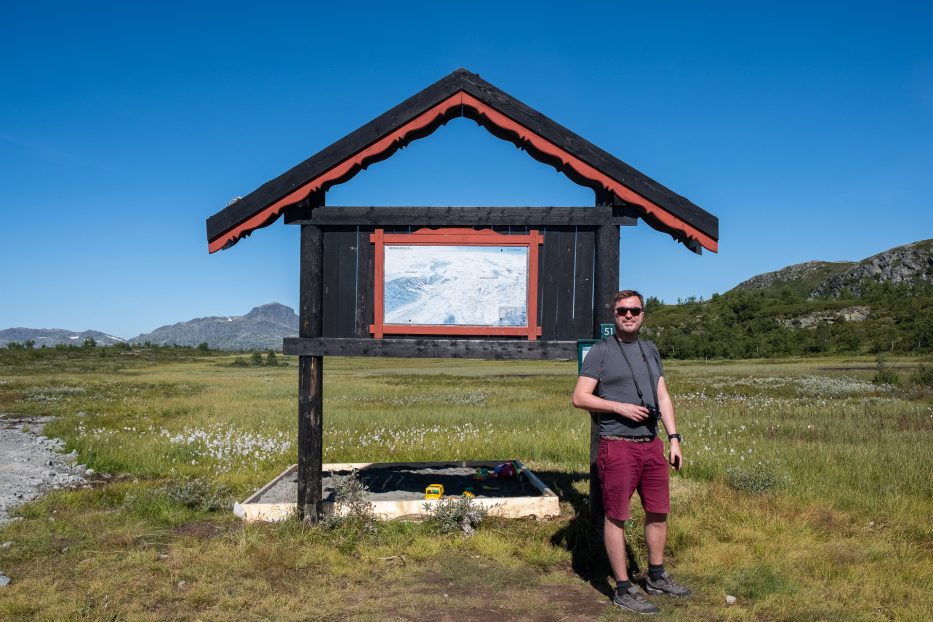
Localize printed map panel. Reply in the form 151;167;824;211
384;245;528;326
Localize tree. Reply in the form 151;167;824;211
645;296;664;313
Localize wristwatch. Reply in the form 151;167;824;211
668;433;682;442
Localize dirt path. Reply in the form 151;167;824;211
0;414;87;526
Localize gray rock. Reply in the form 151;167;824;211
780;306;870;329
810;239;932;298
0;572;10;587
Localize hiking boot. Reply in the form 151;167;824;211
644;571;692;597
613;585;660;614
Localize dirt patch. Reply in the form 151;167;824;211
406;565;610;622
0;414;87;525
172;521;224;540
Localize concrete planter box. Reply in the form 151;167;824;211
234;460;559;522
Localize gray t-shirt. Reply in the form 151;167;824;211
579;336;665;438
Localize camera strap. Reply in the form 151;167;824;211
614;336;659;409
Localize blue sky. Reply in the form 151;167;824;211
2;1;931;338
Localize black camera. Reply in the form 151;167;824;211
644;404;661;419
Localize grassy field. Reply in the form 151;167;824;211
0;348;931;621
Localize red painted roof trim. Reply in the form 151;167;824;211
208;92;718;254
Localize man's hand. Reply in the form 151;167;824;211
669;441;683;471
613;402;651;422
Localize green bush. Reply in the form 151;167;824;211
323;470;376;533
872;354;900;386
159;477;233;512
726;462;784;494
909;364;933;388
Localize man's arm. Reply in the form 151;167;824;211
656;376;683;470
572;376;651;422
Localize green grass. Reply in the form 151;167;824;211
1;349;931;620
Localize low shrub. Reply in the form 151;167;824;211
726;462;786;494
872;354;900;386
323;469;376;533
159;477;234;512
424;496;490;536
909;364;933;388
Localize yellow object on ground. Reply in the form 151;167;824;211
424;484;444;499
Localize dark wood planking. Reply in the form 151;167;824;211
321;232;339;337
571;228;596;339
335;229;358;337
540;228;577;340
297;224;324;522
354;226;374;337
299;225;324;339
283;337;577;360
458;71;718;239
536;234;548;333
295;206;613;227
555;229;578;340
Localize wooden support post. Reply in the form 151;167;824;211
590;195;620;521
298;224;324;522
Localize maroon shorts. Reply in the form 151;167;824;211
597;437;670;521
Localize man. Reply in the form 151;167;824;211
572;290;690;615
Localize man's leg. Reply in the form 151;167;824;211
644;511;667;566
643;511;691;597
604;515;630;582
605;514;660;614
640;440;690;597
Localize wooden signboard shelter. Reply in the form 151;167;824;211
206;69;719;522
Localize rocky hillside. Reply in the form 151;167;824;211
810;239;933;298
732;239;932;299
0;328;124;348
732;261;853;297
129;303;298;351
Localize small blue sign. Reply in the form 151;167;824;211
577;340;597;374
600;323;615;338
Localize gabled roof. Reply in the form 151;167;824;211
206;68;718;253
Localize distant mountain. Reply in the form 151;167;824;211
130;303;298;351
0;328;125;348
732;239;932;299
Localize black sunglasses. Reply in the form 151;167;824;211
614;306;643;317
